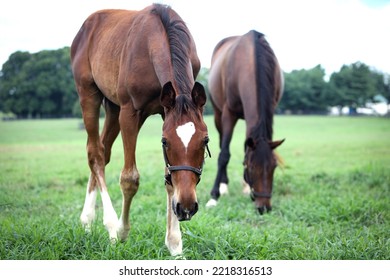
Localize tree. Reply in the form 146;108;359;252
372;71;390;104
328;62;377;113
196;67;213;115
279;65;328;114
0;48;77;118
0;51;31;116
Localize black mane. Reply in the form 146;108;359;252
250;30;276;143
152;4;192;96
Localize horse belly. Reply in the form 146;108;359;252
94;75;120;105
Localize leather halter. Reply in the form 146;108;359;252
162;137;211;186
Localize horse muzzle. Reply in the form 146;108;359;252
250;189;272;215
173;201;199;221
257;204;272;215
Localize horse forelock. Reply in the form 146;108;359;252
246;137;273;168
173;94;201;123
151;4;192;96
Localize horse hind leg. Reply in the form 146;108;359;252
100;99;121;240
79;90;101;232
79;89;119;241
79;98;119;233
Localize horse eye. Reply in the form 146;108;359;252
161;138;167;146
204;136;209;145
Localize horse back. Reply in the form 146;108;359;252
208;33;256;116
208;31;282;118
71;6;198;113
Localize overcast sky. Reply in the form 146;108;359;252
1;0;389;77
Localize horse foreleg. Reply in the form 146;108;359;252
117;168;139;241
117;107;143;241
206;106;238;207
213;106;229;197
165;183;182;256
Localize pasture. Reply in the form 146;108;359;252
0;115;389;260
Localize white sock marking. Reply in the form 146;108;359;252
100;189;118;241
166;193;182;256
206;198;218;208
219;183;229;195
80;187;97;230
176;122;195;151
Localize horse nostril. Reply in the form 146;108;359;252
175;202;198;221
175;203;182;217
257;205;272;215
258;206;266;215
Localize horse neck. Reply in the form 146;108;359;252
246;115;273;145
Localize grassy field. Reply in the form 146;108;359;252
0;115;389;260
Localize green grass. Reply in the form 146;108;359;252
0;116;389;260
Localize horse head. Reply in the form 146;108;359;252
160;81;209;221
243;137;284;214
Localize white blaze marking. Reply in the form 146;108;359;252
176;122;195;150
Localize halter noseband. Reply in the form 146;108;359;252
162;137;211;186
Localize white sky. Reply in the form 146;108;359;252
1;0;389;77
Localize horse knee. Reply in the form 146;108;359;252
120;169;139;195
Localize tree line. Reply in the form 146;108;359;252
1;47;389;119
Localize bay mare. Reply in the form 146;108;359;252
206;30;284;214
71;4;209;256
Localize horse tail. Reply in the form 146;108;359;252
252;30;275;141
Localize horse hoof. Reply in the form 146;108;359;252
206;198;218;208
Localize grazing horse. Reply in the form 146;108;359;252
70;4;209;256
205;30;284;214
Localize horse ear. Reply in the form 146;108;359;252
269;139;285;150
161;81;176;109
191;82;207;108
